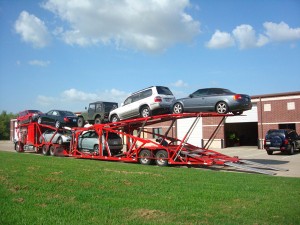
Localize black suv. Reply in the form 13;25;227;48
264;129;300;155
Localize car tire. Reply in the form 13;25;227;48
266;150;273;155
77;117;85;127
216;102;228;114
57;137;63;145
95;117;102;124
173;103;183;114
111;114;120;123
139;149;154;165
155;150;168;166
94;144;99;153
140;106;151;118
55;121;61;129
289;145;295;155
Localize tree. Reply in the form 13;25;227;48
0;111;17;140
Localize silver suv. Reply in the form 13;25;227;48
109;86;175;122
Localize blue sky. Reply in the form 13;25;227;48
0;0;300;114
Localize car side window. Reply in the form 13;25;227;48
193;89;209;97
88;104;95;111
140;89;152;99
132;93;141;102
52;111;58;116
96;103;102;111
124;97;132;105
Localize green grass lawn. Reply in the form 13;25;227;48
1;151;300;225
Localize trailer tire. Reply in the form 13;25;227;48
155;150;168;166
49;145;56;156
15;141;24;153
77;117;85;127
139;149;154;165
42;145;49;156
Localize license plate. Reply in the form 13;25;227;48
113;141;118;144
266;141;271;145
73;119;77;122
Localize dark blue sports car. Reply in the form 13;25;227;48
37;110;78;128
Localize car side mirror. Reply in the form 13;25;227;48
189;94;193;98
85;107;87;110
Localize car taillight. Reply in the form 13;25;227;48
284;139;289;145
154;96;162;102
64;117;70;122
233;94;242;100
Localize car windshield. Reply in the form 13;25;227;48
156;86;173;95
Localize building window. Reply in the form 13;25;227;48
279;124;296;130
153;128;162;139
264;103;271;112
287;102;295;110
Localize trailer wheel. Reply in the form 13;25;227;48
139;149;154;165
15;141;24;153
42;145;49;156
77;117;85;127
155;150;168;166
49;145;56;156
216;102;228;114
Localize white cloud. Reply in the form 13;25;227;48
206;30;235;49
28;60;51;67
263;21;300;42
37;88;130;111
61;88;98;102
206;21;300;50
171;80;188;87
232;24;265;49
42;0;200;52
14;11;51;48
37;95;56;106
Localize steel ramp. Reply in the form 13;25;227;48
239;159;289;172
224;162;277;175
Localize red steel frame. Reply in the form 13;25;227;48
14;112;287;175
69;112;240;166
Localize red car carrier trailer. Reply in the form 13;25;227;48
14;112;287;175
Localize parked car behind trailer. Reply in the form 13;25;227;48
264;129;300;155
